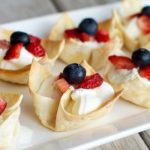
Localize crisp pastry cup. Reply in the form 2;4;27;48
105;61;150;108
49;13;122;70
29;60;122;131
0;92;23;150
107;0;150;51
0;28;65;84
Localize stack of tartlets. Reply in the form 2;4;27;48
1;0;150;149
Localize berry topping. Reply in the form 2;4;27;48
132;48;150;67
0;40;10;50
78;18;98;35
64;28;79;39
95;29;110;43
78;32;91;42
0;99;7;115
139;65;150;81
137;15;150;34
10;31;30;46
63;63;86;84
77;73;103;89
4;43;23;60
26;43;45;57
141;6;150;17
55;78;70;93
109;55;135;70
29;34;41;44
128;13;140;20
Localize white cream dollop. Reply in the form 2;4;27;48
0;47;41;70
75;40;105;49
125;18;142;39
71;82;114;115
108;67;138;84
0;48;7;59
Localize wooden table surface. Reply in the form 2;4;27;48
0;0;150;150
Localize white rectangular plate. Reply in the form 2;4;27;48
0;0;150;150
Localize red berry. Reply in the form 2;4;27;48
4;43;23;60
26;43;45;57
128;13;140;20
78;32;91;42
95;28;110;42
137;15;150;34
64;28;79;39
109;55;135;70
55;78;70;93
77;73;103;89
139;65;150;80
0;99;7;115
29;34;41;44
0;40;10;50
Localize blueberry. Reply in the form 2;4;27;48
10;31;30;46
132;48;150;67
63;63;86;84
141;6;150;17
78;18;98;35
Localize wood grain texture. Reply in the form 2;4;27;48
52;0;118;11
140;131;150;149
0;0;57;23
94;134;149;150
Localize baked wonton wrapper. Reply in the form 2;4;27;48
29;60;122;131
109;0;150;51
105;63;150;108
49;13;122;70
0;28;65;84
0;92;23;150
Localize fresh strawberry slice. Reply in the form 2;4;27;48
55;73;64;81
137;15;150;34
29;34;41;44
77;73;103;89
55;78;70;93
0;40;10;50
0;99;7;115
128;13;140;20
78;32;91;42
95;28;110;43
108;55;135;70
26;43;45;57
4;43;23;60
139;65;150;80
64;28;79;39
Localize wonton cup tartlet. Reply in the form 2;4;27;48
0;92;23;149
107;0;150;51
105;57;150;108
0;28;65;84
29;60;122;131
49;13;122;70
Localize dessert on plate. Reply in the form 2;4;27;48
0;92;23;150
29;60;122;131
0;29;64;84
106;47;150;108
49;13;122;70
109;0;150;51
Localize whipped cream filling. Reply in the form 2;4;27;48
125;18;142;39
108;67;138;84
70;82;114;115
74;40;105;49
0;47;41;70
0;48;7;59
